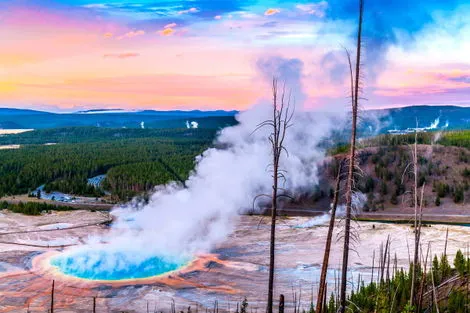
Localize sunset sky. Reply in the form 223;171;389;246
1;0;470;112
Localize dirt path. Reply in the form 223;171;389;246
265;207;470;224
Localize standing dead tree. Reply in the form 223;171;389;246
402;125;425;310
253;78;294;313
316;158;345;313
50;280;55;313
410;127;419;309
339;0;364;312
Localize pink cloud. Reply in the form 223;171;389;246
103;52;140;59
0;6;123;65
214;15;222;20
164;23;177;29
118;30;145;40
178;8;199;14
296;2;328;18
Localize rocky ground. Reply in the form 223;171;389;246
1;210;470;312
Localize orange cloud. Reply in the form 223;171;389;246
159;28;175;36
103;32;113;38
103;53;140;59
264;8;280;16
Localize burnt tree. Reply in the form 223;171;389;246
254;78;294;313
339;0;364;312
316;158;344;313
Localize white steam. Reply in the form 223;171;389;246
425;116;440;130
57;56;345;273
295;192;367;229
388;116;450;135
96;106;337;259
186;121;199;129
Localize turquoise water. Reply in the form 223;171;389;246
51;250;186;281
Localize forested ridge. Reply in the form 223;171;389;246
360;130;470;149
0;127;218;144
0;127;216;200
316;130;470;212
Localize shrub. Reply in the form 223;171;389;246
463;167;470;178
454;186;464;203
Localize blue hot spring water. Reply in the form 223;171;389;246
51;250;187;281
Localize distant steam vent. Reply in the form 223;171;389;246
387;116;450;135
186;121;199;129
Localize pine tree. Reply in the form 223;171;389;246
454;250;466;275
440;254;451;281
380;180;388;195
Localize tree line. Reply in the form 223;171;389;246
0;130;214;200
0;200;76;215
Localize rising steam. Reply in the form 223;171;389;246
186;121;199;129
92;106;339;260
57;57;345;273
295;192;367;228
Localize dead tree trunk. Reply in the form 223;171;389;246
444;228;449;257
339;0;364;312
50;280;55;313
316;159;344;313
255;78;293;313
410;126;424;310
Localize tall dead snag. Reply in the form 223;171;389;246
316;158;344;313
50;280;55;313
254;78;293;313
409;126;425;309
339;0;364;312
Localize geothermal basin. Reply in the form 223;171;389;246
1;209;469;312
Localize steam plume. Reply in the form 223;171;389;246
98;106;337;257
59;56;343;272
186;121;199;129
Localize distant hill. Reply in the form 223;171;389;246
1;105;470;133
0;108;51;116
0;108;237;129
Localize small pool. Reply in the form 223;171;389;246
50;250;187;281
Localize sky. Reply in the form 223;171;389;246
1;0;470;112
